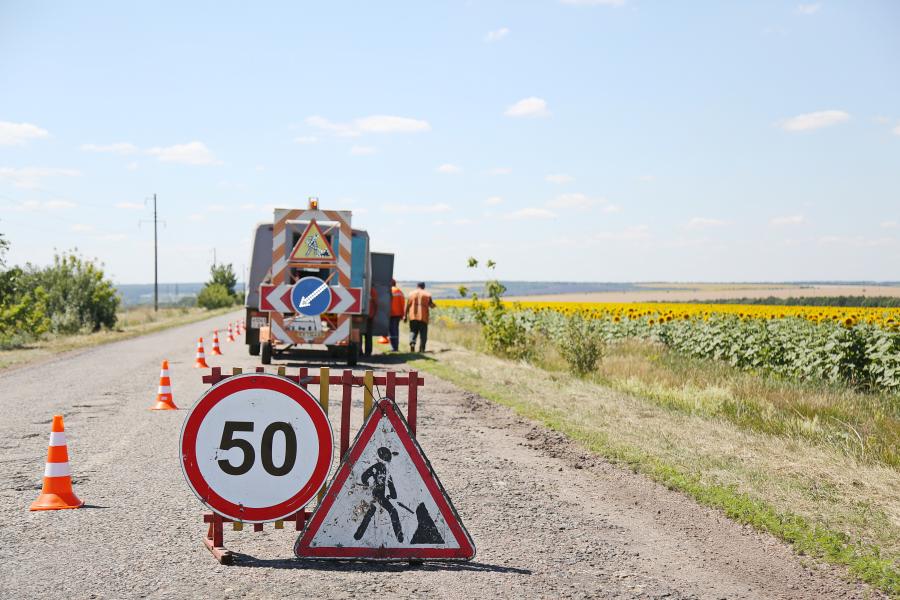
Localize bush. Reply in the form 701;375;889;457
555;314;605;376
24;252;120;333
197;283;236;309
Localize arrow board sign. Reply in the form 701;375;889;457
295;398;475;561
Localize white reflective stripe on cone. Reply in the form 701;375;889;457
48;432;66;447
44;462;71;477
158;386;172;394
160;370;170;377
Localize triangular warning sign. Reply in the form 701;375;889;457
290;220;335;264
295;398;475;561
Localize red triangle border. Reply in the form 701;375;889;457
295;398;476;560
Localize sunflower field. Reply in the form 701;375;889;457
434;299;900;392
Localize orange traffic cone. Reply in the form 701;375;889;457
194;337;209;368
150;360;178;410
227;324;235;342
377;336;390;345
211;330;223;355
30;415;83;511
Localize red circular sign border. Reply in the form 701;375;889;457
180;373;333;523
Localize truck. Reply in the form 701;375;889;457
243;199;394;365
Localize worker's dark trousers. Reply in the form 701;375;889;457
409;320;428;352
389;316;401;351
364;317;374;356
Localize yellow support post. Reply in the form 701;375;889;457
232;367;242;376
318;367;330;504
274;520;284;530
363;370;374;418
277;366;286;376
233;522;243;531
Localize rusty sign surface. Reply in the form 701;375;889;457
295;397;475;560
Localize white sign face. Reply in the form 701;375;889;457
181;374;333;523
286;315;322;336
295;399;475;560
250;316;267;329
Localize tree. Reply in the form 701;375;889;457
210;263;238;296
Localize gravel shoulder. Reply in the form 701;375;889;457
0;312;880;598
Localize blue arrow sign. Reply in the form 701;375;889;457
291;276;333;317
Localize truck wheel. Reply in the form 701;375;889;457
261;342;272;365
346;342;359;367
249;343;260;356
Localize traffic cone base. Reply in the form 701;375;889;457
30;415;83;511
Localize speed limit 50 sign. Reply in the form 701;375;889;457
180;373;333;523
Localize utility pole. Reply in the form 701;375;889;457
153;194;158;312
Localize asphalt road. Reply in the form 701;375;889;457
0;311;878;599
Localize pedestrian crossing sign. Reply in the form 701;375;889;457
289;220;335;264
294;398;475;561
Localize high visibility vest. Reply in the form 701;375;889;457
390;287;405;317
406;289;433;323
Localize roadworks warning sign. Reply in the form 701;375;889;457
295;398;475;560
290;220;335;264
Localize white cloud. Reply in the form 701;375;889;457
795;3;821;15
686;217;728;229
781;110;849;132
383;202;451;214
487;167;512;175
560;0;626;6
892;124;900;136
504;207;557;220
770;214;805;226
355;115;430;134
545;174;574;184
547;192;618;212
126;162;139;171
437;163;462;174
485;196;504;206
881;220;898;229
6;198;76;212
81;142;138;154
350;145;377;156
485;27;510;42
305;114;430;137
0;121;49;145
593;225;650;241
70;223;94;233
505;97;550;118
115;201;144;210
0;167;80;189
294;136;318;144
147;141;220;165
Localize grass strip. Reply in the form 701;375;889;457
411;356;900;596
0;306;237;371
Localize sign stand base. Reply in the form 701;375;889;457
202;510;309;564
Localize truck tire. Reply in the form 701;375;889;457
346;342;359;367
249;343;260;356
261;342;272;365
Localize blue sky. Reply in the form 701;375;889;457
1;1;898;284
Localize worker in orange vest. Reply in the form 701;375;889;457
404;282;435;353
389;279;405;351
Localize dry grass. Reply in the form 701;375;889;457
0;305;236;371
412;328;900;592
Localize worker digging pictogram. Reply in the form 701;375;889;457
295;397;474;561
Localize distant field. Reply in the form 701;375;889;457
505;283;900;303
